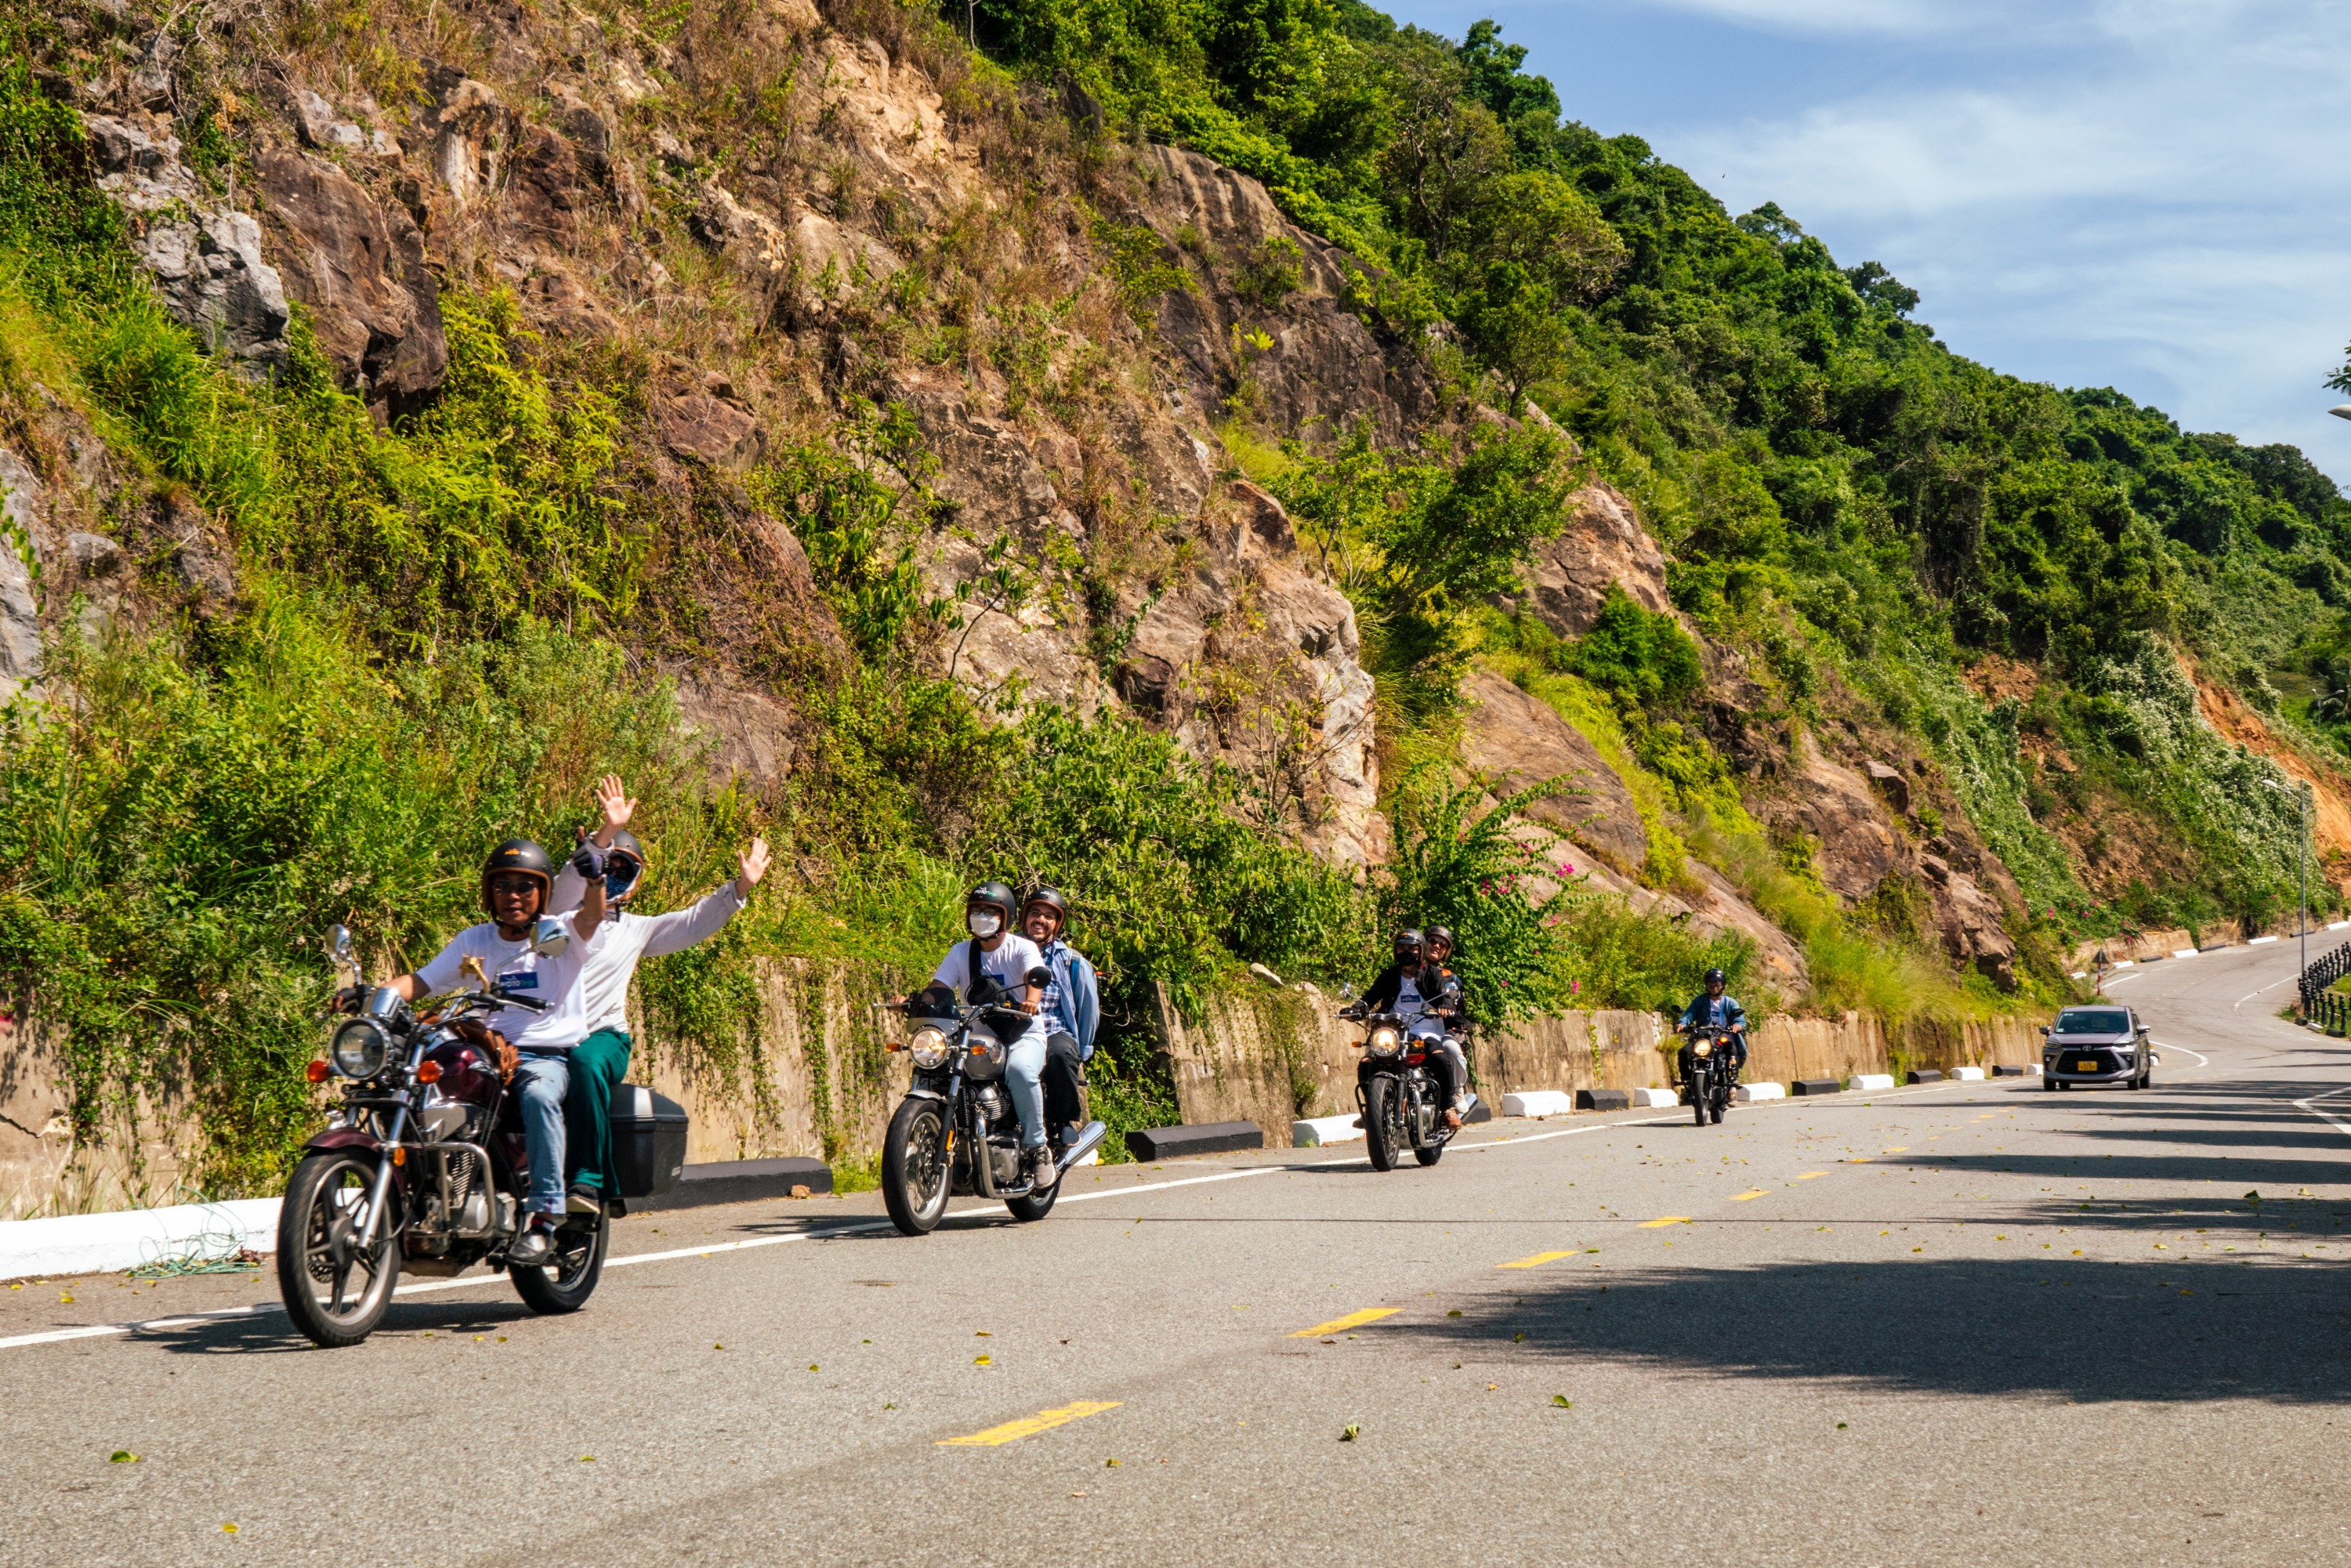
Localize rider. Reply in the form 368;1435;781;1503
1357;928;1471;1129
546;774;770;1215
1020;885;1099;1160
1422;925;1476;1127
922;882;1056;1188
380;837;609;1266
1676;966;1748;1088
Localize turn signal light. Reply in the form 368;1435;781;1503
884;1041;904;1052
416;1061;443;1084
391;1146;405;1166
305;1060;329;1083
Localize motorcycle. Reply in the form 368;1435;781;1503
1679;1023;1739;1126
1344;1001;1460;1171
880;983;1107;1235
275;923;685;1348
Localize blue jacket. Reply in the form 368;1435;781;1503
1037;940;1100;1060
1679;993;1747;1034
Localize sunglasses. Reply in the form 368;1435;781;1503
487;875;541;897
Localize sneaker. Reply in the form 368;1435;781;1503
1023;1144;1057;1189
1442;1108;1463;1131
565;1184;603;1215
509;1219;556;1267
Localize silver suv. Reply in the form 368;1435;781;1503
2040;1005;2152;1090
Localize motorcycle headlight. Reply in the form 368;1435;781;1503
1367;1026;1402;1058
1694;1039;1712;1058
908;1026;951;1069
330;1018;391;1081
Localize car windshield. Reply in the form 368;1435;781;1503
2053;1009;2129;1034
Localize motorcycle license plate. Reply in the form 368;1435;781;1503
2074;1059;2100;1073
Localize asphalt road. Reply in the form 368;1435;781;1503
5;941;2350;1566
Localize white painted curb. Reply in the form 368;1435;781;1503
2112;959;2135;969
1733;1082;1787;1102
1291;1114;1365;1148
1952;1066;1986;1081
2332;922;2349;931
2023;1063;2043;1077
1851;1074;1896;1092
1501;1090;1577;1118
2249;936;2279;945
1072;1148;1099;1168
1628;1087;1679;1107
0;1198;279;1282
2172;947;2198;959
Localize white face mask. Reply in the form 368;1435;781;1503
968;910;1003;939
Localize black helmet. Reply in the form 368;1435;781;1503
968;881;1017;918
605;829;647;906
482;838;553;918
1394;927;1424;953
1023;885;1070;929
1425;925;1455;954
1704;966;1727;987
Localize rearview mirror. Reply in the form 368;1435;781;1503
530;916;571;960
1026;966;1052;990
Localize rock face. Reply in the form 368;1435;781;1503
1920;853;2018;990
1136;145;1434;444
254;150;447;412
1516;483;1672;638
1756;734;1914;902
412;63;508;208
85;118;289;375
0;448;45;699
655;392;763;473
1460;669;1648;874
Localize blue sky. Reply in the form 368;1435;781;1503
1389;0;2351;482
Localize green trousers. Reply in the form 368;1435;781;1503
563;1027;632;1194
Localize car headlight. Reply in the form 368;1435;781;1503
908;1026;951;1069
1367;1026;1402;1058
330;1018;391;1080
1694;1039;1712;1057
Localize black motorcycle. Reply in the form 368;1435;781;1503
1344;1005;1457;1171
881;984;1107;1235
276;923;686;1348
1679;1023;1739;1126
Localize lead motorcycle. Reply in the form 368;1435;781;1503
880;982;1107;1235
1342;999;1460;1171
275;924;684;1348
1679;1022;1738;1126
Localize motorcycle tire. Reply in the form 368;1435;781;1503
512;1211;608;1314
883;1096;953;1236
1414;1139;1444;1168
1693;1081;1711;1127
276;1150;403;1349
1005;1167;1061;1223
1364;1076;1400;1171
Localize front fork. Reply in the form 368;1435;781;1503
353;1103;411;1247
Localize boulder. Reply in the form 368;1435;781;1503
1516;483;1671;637
655;393;763;473
1863;758;1911;814
1931;867;2018;992
254;149;447;411
1459;668;1648;875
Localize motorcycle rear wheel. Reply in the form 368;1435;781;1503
1414;1138;1444;1167
1364;1076;1400;1171
883;1097;952;1236
276;1150;403;1349
512;1212;608;1314
1005;1164;1061;1222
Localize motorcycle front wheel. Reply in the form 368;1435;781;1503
1693;1075;1712;1126
883;1096;953;1235
1364;1076;1401;1171
276;1150;403;1349
513;1211;609;1314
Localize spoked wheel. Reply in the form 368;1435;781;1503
883;1097;953;1235
276;1151;402;1349
512;1211;609;1313
1364;1077;1400;1171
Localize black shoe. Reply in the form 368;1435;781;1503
1023;1144;1057;1189
509;1222;556;1267
565;1184;603;1215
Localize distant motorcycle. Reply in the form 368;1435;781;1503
1343;1001;1458;1171
881;983;1107;1235
1679;1023;1738;1126
276;924;686;1348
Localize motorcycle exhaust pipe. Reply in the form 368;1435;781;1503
1060;1119;1109;1169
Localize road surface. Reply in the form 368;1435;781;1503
3;940;2348;1566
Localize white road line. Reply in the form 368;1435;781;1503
2291;1085;2351;1143
0;1085;1983;1356
2148;1038;2211;1067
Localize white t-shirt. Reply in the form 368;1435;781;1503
930;935;1049;1044
415;920;604;1052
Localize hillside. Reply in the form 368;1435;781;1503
0;0;2338;1194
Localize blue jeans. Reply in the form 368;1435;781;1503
1005;1032;1047;1150
513;1052;570;1218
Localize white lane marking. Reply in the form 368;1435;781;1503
2146;1038;2209;1067
2291;1085;2351;1142
2103;971;2143;986
0;1085;1988;1355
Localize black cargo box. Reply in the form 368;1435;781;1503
610;1084;690;1198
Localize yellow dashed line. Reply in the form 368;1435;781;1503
1639;1216;1691;1228
1289;1308;1398;1338
1498;1251;1577;1269
1731;1190;1768;1200
938;1401;1122;1447
1793;1171;1827;1181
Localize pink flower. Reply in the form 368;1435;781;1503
1570;979;1581;994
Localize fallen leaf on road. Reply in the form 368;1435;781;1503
1105;1458;1120;1468
974;1355;991;1365
579;1455;595;1462
222;1523;237;1534
109;1451;137;1464
1340;1425;1360;1442
1552;1396;1570;1408
1446;1309;1462;1318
